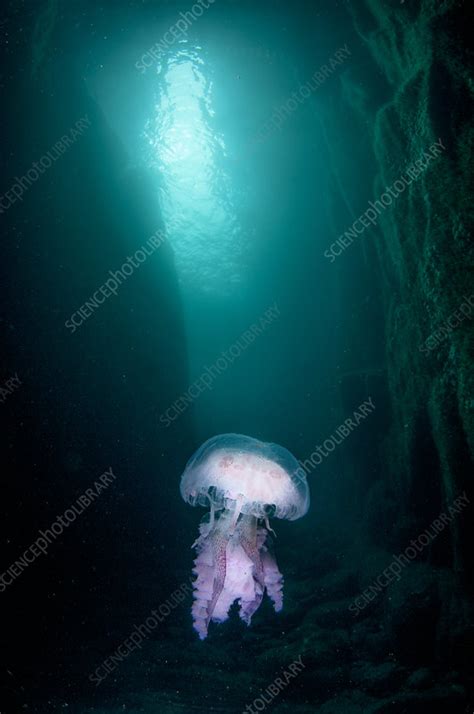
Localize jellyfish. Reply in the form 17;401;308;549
180;433;310;640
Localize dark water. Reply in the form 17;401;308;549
1;1;473;712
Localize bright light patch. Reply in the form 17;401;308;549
145;45;243;294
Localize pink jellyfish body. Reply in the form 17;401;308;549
180;433;310;640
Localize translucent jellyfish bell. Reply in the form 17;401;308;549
180;433;309;521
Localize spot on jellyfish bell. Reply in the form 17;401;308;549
180;433;310;640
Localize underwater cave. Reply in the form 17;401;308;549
1;0;473;712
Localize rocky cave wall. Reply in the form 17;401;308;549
323;0;473;574
350;0;473;576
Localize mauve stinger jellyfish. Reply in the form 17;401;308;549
180;433;310;639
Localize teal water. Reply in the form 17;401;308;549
1;1;472;713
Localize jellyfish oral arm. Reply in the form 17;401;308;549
190;509;283;639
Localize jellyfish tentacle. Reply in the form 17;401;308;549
206;497;245;623
191;514;229;639
205;525;228;625
191;510;213;548
264;515;276;536
239;587;264;624
261;533;284;612
238;514;265;591
234;514;265;624
207;492;216;531
228;493;244;535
